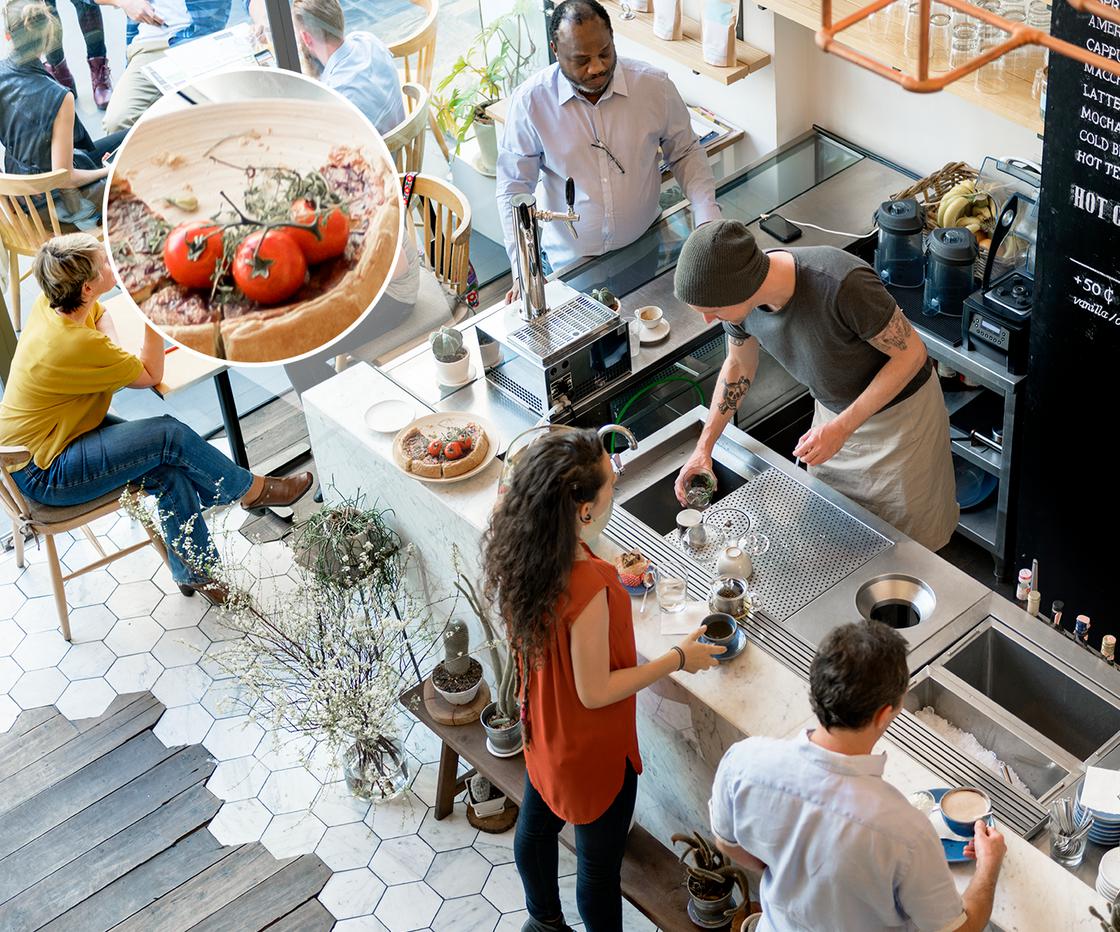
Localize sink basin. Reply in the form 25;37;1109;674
943;624;1120;761
619;459;752;536
904;673;1070;800
856;574;936;629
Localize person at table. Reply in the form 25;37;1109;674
672;220;958;551
0;0;131;229
710;620;1006;931
482;428;723;932
496;0;720;302
0;234;314;605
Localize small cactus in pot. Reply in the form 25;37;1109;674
430;327;471;385
467;773;507;817
431;620;483;705
591;286;620;312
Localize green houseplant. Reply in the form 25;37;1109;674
672;831;751;927
429;326;470;385
432;1;538;172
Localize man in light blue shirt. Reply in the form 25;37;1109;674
288;0;405;136
496;0;720;300
710;622;1006;932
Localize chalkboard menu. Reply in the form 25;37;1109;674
1016;2;1120;643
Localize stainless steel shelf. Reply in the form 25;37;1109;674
951;439;1003;477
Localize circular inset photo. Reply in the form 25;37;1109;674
104;68;402;364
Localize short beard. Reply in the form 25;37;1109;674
563;59;616;96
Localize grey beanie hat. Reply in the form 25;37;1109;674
674;220;770;308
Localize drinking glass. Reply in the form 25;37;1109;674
929;12;952;71
1047;809;1092;868
976;29;1008;93
904;2;923;58
656;570;688;614
949;23;979;72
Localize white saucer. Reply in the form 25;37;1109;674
638;320;671;344
439;364;478;388
365;399;417;433
485;737;523;758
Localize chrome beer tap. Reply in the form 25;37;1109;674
511;177;579;321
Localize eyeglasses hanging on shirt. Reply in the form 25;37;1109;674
590;135;626;175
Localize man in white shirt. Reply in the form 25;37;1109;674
496;0;720;301
710;621;1006;932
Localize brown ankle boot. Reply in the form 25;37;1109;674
178;578;230;607
88;56;112;109
241;471;314;515
44;59;77;95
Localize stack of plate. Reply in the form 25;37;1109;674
1098;848;1120;902
1076;790;1120;847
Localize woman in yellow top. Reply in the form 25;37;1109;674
0;233;313;604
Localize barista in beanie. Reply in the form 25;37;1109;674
672;220;959;551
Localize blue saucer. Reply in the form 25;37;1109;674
928;788;993;863
619;563;655;596
701;626;747;663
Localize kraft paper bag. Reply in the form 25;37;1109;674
702;0;738;66
653;0;683;40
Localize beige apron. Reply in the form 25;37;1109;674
808;375;959;551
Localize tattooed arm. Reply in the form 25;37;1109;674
674;332;760;503
793;307;928;466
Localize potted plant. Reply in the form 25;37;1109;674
454;568;522;756
466;774;507;818
672;831;751;928
431;619;484;705
430;326;470;385
432;3;538;173
591;287;620;312
1092;902;1120;929
292;499;401;591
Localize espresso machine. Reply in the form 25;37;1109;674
477;179;633;420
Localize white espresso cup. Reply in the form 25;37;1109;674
636;306;664;330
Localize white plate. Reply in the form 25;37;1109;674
638;320;671;345
392;413;500;484
365;399;417;433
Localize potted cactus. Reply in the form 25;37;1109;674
430;326;470;385
466;773;507;818
591;287;620;312
431;620;484;705
454;570;522;757
672;831;751;928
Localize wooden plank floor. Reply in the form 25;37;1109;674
0;693;332;931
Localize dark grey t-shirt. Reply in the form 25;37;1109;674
724;246;932;414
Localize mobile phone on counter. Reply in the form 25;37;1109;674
760;214;802;243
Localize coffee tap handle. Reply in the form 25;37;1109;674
565;177;578;240
517;201;538;277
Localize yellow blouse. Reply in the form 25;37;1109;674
0;295;143;471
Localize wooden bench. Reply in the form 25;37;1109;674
401;684;701;932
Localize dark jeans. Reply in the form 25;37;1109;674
12;414;253;584
44;0;106;64
73;129;128;172
515;761;638;932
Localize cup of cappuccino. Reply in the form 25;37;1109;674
939;787;992;837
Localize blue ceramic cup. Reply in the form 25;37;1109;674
939;787;992;838
700;613;737;651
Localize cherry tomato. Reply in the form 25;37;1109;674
444;441;464;460
232;229;307;305
288;199;350;264
163;221;223;289
427;440;443;457
458;433;473;452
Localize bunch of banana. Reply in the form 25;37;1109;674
936;179;994;236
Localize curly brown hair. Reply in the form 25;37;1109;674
482;428;607;668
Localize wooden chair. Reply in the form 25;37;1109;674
0;446;170;641
387;0;438;90
0;169;95;331
403;173;472;303
384;83;430;174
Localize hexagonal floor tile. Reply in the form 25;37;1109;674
105;654;164;693
0;583;27;620
67;605;118;643
403;724;443;765
369;835;435;886
207;756;271;801
431;894;500;932
255;540;295;579
105;617;163;656
305;741;345;785
55;678;117;721
312;781;371;827
61;538;101;575
203;716;265;761
256;728;317;771
152;665;212;708
365;791;428;840
260;811;326;859
65;570;119;609
374;881;441;932
0;620;25;658
151;564;182;597
481;863;525;914
0;656;21;693
106;516;148;549
153;704;215;747
199;641;238;680
151;628;210;668
14;598;59;635
472;829;515;867
14;561;55;599
330;915;391;932
58;641;116;680
106;581;162;620
315;822;381;871
200;679;252;719
208;798;272;846
0;694;20;733
259;767;322;815
12;630;70;672
417;804;478;852
10;668;68;709
106;547;163;585
320;868;386;921
425;847;492;899
199;611;239;641
153;592;211;630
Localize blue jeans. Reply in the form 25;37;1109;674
12;414;253;584
515;761;637;932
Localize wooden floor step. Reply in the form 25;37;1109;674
260;896;335;932
185;855;331;932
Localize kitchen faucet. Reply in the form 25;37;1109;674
598;424;637;476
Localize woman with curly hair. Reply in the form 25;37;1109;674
482;428;723;932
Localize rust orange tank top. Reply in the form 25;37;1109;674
523;546;643;824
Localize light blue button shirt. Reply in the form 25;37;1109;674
321;32;406;137
710;731;968;932
496;58;721;274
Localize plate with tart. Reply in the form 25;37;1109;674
392;414;500;484
104;92;401;364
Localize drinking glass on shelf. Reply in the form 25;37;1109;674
904;1;923;58
656;569;688;614
976;31;1009;93
1023;0;1051;74
929;11;952;71
949;22;979;72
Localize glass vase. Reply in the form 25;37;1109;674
344;736;410;801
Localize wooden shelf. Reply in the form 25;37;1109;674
599;0;772;84
759;0;1044;134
